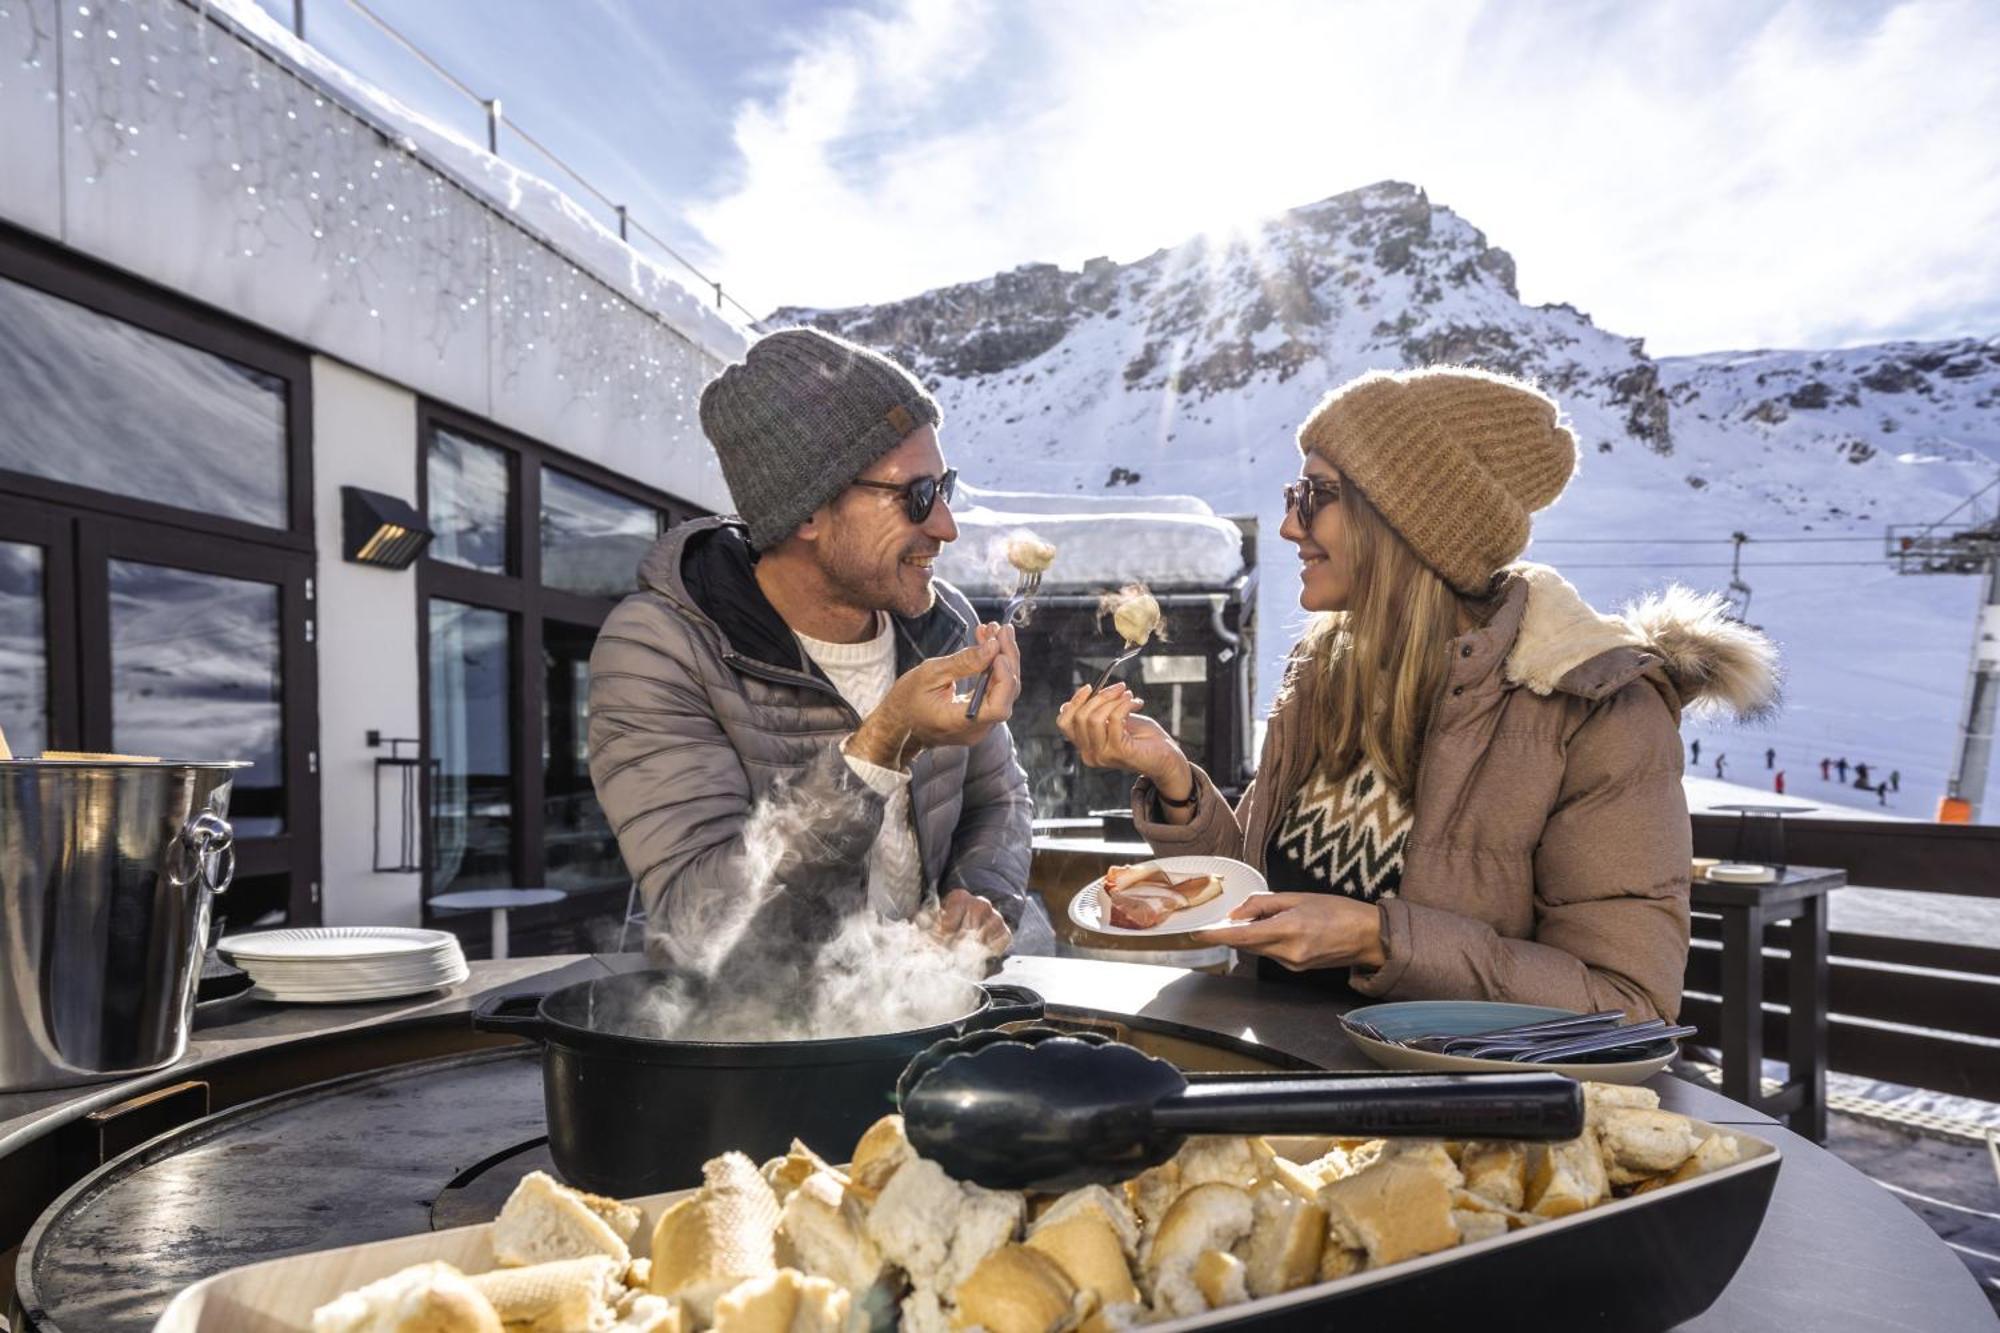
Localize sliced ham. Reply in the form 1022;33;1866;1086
1103;864;1225;929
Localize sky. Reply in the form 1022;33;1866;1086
254;0;2000;355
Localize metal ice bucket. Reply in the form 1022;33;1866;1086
0;759;245;1091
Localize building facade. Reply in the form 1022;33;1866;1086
0;0;742;943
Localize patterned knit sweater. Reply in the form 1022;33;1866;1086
1265;761;1413;904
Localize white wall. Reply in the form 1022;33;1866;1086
312;357;422;926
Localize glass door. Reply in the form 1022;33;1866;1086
0;500;74;754
78;517;320;929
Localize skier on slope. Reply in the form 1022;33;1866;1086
1836;757;1849;783
1890;770;1900;793
1855;761;1871;789
1690;738;1701;766
1820;757;1831;781
1775;771;1786;795
1765;747;1776;769
1714;754;1727;780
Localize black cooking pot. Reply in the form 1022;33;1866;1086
471;970;1043;1194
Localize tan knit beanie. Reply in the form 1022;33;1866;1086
1296;366;1578;594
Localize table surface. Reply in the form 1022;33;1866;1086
3;954;1990;1331
1690;864;1845;909
425;888;567;910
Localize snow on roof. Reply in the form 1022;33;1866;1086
938;487;1247;594
206;0;750;368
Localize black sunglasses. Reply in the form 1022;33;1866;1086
849;468;958;524
1283;477;1343;527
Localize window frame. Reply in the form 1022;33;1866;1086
414;398;701;919
0;223;321;925
0;223;315;548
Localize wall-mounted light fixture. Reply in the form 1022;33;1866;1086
342;487;433;569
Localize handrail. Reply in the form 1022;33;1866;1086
297;0;766;329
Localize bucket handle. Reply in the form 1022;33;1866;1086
471;991;549;1040
166;811;235;894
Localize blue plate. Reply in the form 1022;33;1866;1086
1341;1000;1679;1085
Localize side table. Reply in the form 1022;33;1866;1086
1687;865;1845;1142
427;887;567;960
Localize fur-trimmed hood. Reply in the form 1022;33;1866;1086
1500;562;1780;721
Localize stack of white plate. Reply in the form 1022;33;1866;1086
217;927;469;1003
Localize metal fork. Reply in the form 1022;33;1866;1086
964;570;1041;719
1092;641;1146;693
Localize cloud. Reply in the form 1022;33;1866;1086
689;0;2000;353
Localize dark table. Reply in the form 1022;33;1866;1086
3;954;1989;1331
1690;866;1845;1142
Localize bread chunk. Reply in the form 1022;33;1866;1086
649;1153;782;1323
711;1269;850;1333
311;1261;503;1333
1244;1182;1325;1297
1143;1182;1255;1318
1597;1108;1702;1185
1526;1136;1609;1218
848;1115;917;1200
1192;1250;1250;1310
864;1156;1024;1294
611;1292;685;1333
1025;1212;1138;1309
777;1168;885;1293
1030;1185;1140;1257
465;1256;623;1332
1318;1161;1459;1269
761;1140;846;1204
1452;1210;1511;1244
1459;1141;1528;1211
493;1171;634;1268
951;1243;1081;1333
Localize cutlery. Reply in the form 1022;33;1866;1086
963;569;1040;719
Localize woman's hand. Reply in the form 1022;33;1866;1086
1056;682;1192;792
928;887;1013;957
1190;893;1387;971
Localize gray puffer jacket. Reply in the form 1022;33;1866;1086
587;517;1036;967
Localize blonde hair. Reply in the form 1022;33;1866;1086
1294;481;1484;799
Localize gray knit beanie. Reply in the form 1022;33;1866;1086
699;328;943;551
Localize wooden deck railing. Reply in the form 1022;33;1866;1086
1686;814;2000;1104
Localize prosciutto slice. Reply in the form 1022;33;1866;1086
1103;864;1225;929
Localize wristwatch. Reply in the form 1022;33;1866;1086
1155;776;1199;812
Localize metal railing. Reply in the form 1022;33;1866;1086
290;0;765;329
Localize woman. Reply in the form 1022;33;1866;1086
1059;367;1776;1020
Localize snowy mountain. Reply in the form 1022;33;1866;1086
772;182;2000;818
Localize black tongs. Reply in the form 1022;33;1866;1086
895;1026;1584;1191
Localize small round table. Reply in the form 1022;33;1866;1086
426;888;565;960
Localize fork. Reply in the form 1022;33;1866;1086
1092;641;1147;693
964;570;1041;719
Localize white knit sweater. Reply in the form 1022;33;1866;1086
795;615;924;920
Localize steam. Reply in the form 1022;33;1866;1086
621;764;996;1043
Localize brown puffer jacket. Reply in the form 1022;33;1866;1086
588;518;1038;969
1133;564;1780;1021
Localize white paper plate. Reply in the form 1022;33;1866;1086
1067;855;1267;937
247;961;470;1004
219;927;459;962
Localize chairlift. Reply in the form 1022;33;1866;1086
1723;532;1754;624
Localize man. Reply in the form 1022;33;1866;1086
588;328;1043;967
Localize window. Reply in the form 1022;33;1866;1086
108;561;286;835
0;224;319;930
0;540;47;756
541;468;663;598
429;600;515;896
0;272;290;527
417;402;699;951
428;427;513;574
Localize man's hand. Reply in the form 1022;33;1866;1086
1189;893;1386;971
847;624;1020;770
1056;682;1193;796
931;887;1012;956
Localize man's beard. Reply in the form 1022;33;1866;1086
820;525;937;620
